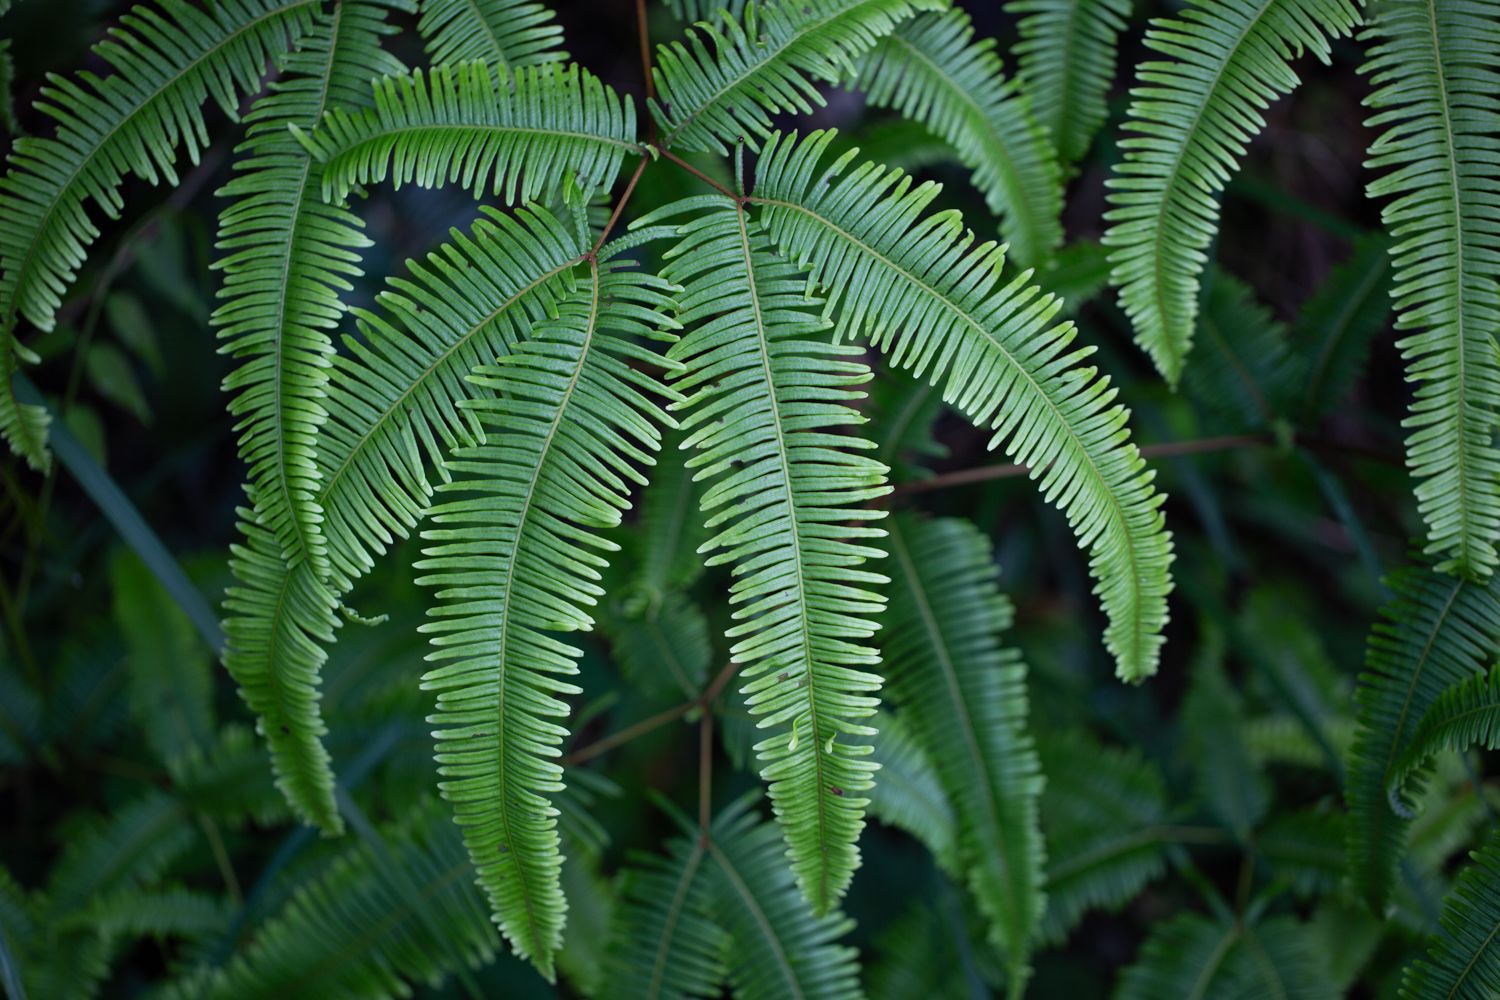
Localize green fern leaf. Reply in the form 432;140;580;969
0;0;321;471
1183;270;1295;427
853;8;1064;266
651;0;939;153
881;513;1043;995
85;887;231;942
1008;0;1131;165
702;797;863;1000
215;0;408;579
1259;810;1349;898
415;258;678;977
416;0;567;69
1288;232;1392;421
1361;0;1500;578
864;709;959;872
750;129;1174;681
650;199;888;913
1387;664;1500;815
299;60;640;205
1345;562;1500;911
1401;829;1500;1000
1116;912;1337;999
602;591;713;700
45;790;193;917
1184;652;1270;840
1104;0;1360;384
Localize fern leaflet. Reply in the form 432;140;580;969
1008;0;1131;166
416;0;567;69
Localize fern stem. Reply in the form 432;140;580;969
592;154;650;255
658;147;738;198
564;700;695;765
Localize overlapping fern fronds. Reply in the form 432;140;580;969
751;129;1173;681
416;0;567;69
647;198;888;913
1117;912;1337;998
1361;0;1500;579
0;0;320;470
1104;0;1360;384
1008;0;1131;166
853;8;1063;266
1387;663;1500;813
1401;829;1500;999
649;0;940;153
415;256;678;976
881;513;1043;996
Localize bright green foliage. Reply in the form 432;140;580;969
1345;563;1500;911
854;8;1064;266
1361;0;1500;579
1116;912;1337;999
1387;663;1500;813
0;0;320;471
416;0;567;69
1401;830;1500;1000
652;200;887;913
1104;0;1360;384
299;61;640;204
881;513;1043;994
1008;0;1131;166
752;129;1174;681
649;0;939;153
1037;731;1169;943
204;802;501;998
416;258;678;976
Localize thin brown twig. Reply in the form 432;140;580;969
658;147;738;199
591;153;651;256
699;710;714;833
636;0;656;107
564;659;743;766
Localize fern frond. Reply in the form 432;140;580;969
175;724;293;827
221;508;343;833
650;0;938;153
1037;730;1169;944
1008;0;1131;165
631;429;711;598
702;797;863;1000
1184;654;1269;840
868;373;947;482
46;791;193;916
215;0;407;580
83;887;232;942
881;513;1043;995
602;591;713;700
865;900;984;1000
299;61;640;205
864;709;959;872
1183;270;1294;427
853;8;1064;266
1103;0;1360;383
416;0;567;69
1387;664;1500;814
415;258;678;977
205;801;499;998
1361;0;1500;578
1401;829;1500;999
1259;810;1348;897
604;820;727;1000
1116;912;1337;999
750;129;1174;681
1289;233;1392;420
1346;562;1500;910
649;198;888;912
0;0;320;470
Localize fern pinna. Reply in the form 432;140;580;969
4;0;1500;995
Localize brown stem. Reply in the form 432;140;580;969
637;0;656;108
658;148;739;199
699;710;714;833
564;660;742;766
591;153;651;256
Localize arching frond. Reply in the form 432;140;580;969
650;0;938;153
1116;912;1337;1000
1345;562;1500;911
1183;270;1294;428
1289;233;1392;421
0;0;320;470
604;821;727;1000
880;513;1043;996
416;0;567;69
298;60;639;205
204;802;500;999
1401;830;1500;1000
750;129;1174;681
1038;731;1169;944
415;259;678;977
853;8;1063;266
864;709;958;873
1361;0;1500;578
1387;664;1500;813
215;0;407;578
649;199;888;912
1008;0;1131;166
702;798;863;1000
1103;0;1360;384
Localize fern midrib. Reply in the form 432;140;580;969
733;206;834;906
645;613;696;697
1397;697;1500;783
1445;909;1500;998
1199;307;1270;422
706;839;805;1000
255;558;331;820
645;840;706;999
754;194;1150;670
1187;922;1241;1000
878;31;1039;252
1240;925;1290;1000
315;255;580;514
1048;0;1084;150
887;521;1022;923
0;0;318;332
463;0;512;72
1301;251;1386;412
1046;829;1159;884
